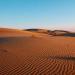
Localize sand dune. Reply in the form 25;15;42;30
0;28;75;75
0;28;49;37
26;29;75;36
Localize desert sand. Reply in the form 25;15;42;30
0;28;75;75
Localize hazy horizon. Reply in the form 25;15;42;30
0;0;75;31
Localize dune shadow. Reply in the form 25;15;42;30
64;33;75;37
0;37;10;43
48;56;75;61
0;37;25;44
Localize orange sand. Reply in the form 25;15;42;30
0;28;75;75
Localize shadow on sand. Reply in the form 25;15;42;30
0;37;16;43
63;33;75;37
48;56;75;61
0;37;24;44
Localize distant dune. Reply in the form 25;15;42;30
25;28;75;37
0;28;75;75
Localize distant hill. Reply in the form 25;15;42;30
25;29;73;36
25;29;51;34
52;30;75;37
51;30;70;36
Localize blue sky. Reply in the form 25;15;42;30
0;0;75;31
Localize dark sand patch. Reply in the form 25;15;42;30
48;56;75;61
0;49;8;53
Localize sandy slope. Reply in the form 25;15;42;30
0;28;49;37
0;28;75;75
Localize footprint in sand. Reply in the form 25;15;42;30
0;49;8;53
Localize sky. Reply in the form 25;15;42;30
0;0;75;31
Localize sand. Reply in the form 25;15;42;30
0;28;75;75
